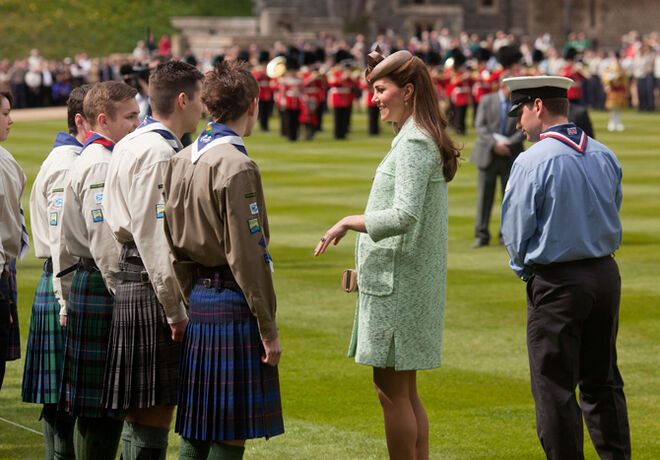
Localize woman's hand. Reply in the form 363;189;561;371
314;215;366;256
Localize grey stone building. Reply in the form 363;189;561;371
172;0;659;56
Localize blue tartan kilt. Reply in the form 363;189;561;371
175;282;284;441
59;269;116;418
22;268;66;404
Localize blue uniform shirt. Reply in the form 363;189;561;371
501;123;622;280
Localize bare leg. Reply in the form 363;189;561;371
409;372;429;460
373;367;417;460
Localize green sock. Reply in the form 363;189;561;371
209;443;245;460
121;422;133;460
41;415;55;460
74;417;123;460
52;413;75;460
130;422;169;460
41;405;75;460
179;437;210;459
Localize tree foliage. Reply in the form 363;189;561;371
0;0;251;59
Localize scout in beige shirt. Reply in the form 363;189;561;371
100;61;204;458
164;60;283;457
31;131;85;316
0;144;25;269
23;84;90;459
57;81;139;459
0;91;26;390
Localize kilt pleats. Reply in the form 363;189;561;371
59;269;115;418
101;276;180;409
175;283;284;441
22;270;66;403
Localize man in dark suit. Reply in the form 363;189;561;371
471;78;525;248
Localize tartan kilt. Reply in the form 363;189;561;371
101;273;180;409
59;269;115;418
22;269;66;403
175;282;284;441
3;261;21;361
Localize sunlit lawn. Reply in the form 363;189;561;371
0;108;658;459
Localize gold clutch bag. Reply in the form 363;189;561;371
341;269;358;293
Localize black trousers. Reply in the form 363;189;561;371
474;155;513;244
258;99;274;131
279;108;287;137
526;256;630;460
367;106;380;135
333;107;350;139
285;109;301;141
449;103;468;135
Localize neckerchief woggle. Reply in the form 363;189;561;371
137;116;183;152
53;132;82;149
539;123;588;153
191;121;246;164
81;131;115;153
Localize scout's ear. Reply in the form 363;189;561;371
247;97;258;117
176;91;188;112
95;112;108;131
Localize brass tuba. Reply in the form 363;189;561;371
266;56;287;78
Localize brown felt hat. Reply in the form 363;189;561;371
366;49;414;82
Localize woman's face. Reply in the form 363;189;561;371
371;77;412;124
0;96;12;142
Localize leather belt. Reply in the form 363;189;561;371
77;258;99;272
115;243;149;283
115;270;150;283
44;258;53;274
196;265;240;291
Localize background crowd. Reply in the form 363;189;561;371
1;28;658;119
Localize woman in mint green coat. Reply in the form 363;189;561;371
314;48;460;459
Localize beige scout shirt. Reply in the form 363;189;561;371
0;145;26;270
104;122;187;324
61;135;121;297
164;143;278;341
29;133;81;314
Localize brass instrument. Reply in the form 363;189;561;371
266;56;286;78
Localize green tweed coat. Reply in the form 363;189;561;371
349;117;448;370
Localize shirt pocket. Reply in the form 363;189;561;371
358;246;395;296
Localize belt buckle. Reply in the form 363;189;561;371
201;278;212;289
139;271;150;283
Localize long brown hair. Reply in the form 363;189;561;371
370;55;461;182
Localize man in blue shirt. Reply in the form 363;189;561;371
501;76;631;460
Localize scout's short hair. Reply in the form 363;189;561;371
83;81;137;127
149;60;204;117
202;60;258;123
0;91;13;108
66;84;92;135
540;98;569;117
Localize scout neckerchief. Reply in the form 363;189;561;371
191;121;246;164
539;123;588;153
53;131;83;149
81;131;115;153
137;116;183;152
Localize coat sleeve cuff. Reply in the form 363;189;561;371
165;302;188;324
364;210;393;242
257;318;278;342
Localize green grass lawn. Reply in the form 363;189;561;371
1;109;659;459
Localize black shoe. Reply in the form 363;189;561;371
471;239;488;249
